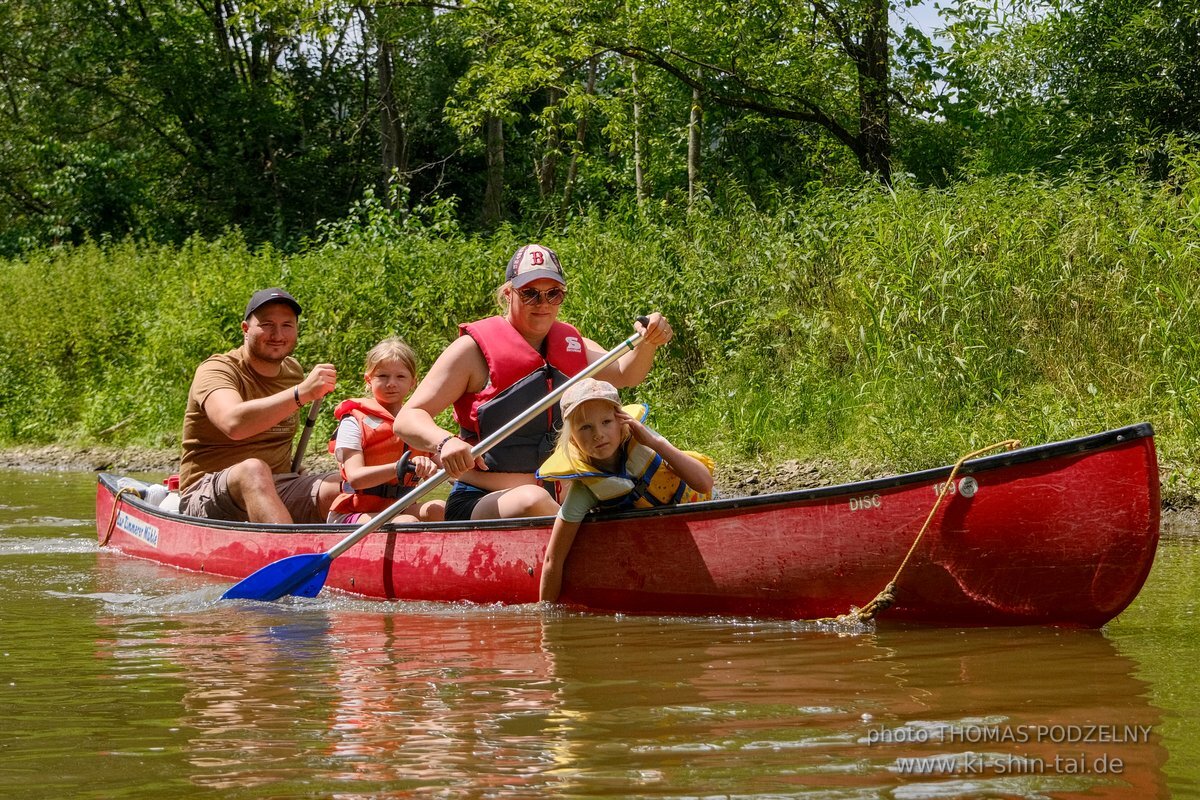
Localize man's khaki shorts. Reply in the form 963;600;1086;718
181;469;332;524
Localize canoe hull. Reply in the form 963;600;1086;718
96;424;1161;626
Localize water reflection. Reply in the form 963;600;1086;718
536;620;1167;798
90;549;1169;799
320;611;559;793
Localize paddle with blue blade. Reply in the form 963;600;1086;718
222;316;652;602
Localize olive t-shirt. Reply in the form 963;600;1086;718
179;348;303;492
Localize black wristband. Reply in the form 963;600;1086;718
293;387;303;407
435;435;455;456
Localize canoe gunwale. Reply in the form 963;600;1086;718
98;422;1155;534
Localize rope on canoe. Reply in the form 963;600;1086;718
822;439;1021;626
100;487;143;546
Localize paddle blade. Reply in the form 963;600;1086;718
222;552;333;601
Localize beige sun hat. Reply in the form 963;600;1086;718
560;378;622;419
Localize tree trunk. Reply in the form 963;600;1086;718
561;57;598;212
688;83;702;207
483;113;505;226
856;0;892;185
632;61;645;206
378;39;403;202
539;87;561;199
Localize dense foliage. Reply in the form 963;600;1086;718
2;0;1196;254
3;169;1200;497
930;0;1200;179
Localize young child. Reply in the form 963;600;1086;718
535;378;715;602
327;338;445;524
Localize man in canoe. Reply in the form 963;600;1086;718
178;288;339;524
393;243;674;521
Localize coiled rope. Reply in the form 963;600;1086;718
100;486;143;546
822;439;1021;626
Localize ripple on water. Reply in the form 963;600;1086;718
53;585;228;616
0;534;96;555
0;516;92;532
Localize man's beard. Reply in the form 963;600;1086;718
247;337;294;364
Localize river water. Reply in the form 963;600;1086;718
1;469;1197;799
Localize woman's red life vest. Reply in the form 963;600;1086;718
452;315;591;473
328;397;426;516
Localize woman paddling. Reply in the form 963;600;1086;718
393;243;673;521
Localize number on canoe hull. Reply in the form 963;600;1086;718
933;477;980;498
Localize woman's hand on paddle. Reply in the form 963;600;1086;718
634;313;673;349
437;435;487;479
586;313;673;388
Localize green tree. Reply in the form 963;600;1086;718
1049;0;1199;173
927;0;1199;178
0;0;379;251
448;0;918;192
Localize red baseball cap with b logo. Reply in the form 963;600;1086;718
505;244;566;288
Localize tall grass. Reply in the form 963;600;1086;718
3;169;1199;497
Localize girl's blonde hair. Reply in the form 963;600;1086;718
552;410;582;463
364;337;419;380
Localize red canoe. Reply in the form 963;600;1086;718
95;423;1160;626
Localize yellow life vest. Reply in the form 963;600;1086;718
537;404;715;510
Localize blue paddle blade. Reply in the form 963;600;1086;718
222;552;333;601
290;562;332;598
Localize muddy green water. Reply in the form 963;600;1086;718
1;469;1196;798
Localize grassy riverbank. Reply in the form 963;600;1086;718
3;172;1200;502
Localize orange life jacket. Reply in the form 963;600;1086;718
328;397;426;516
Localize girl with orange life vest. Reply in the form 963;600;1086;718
393;243;676;522
535;378;715;603
327;338;445;524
